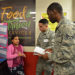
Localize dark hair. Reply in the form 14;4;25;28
11;34;18;40
39;19;48;25
47;2;63;15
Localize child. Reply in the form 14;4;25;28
7;34;26;75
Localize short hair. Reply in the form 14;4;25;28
39;19;48;25
47;2;63;15
11;34;19;40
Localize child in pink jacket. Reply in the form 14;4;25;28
7;34;26;75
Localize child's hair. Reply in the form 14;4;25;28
11;34;19;40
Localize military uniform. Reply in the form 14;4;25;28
48;17;75;75
36;28;54;75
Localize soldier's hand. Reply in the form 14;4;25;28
42;53;48;60
37;53;49;60
45;48;53;53
37;53;43;57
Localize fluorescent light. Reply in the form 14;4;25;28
30;12;36;14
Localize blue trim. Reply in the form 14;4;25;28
0;59;6;63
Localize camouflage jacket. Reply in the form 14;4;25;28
48;17;75;75
37;28;54;49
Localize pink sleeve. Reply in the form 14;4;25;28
21;45;24;53
7;45;18;59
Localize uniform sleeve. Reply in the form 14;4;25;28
36;35;40;46
46;32;55;49
48;25;74;64
7;46;18;59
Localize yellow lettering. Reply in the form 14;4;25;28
13;11;19;19
19;12;23;18
1;7;12;21
1;6;27;20
23;6;27;19
7;11;13;19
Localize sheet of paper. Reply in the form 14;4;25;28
34;46;45;55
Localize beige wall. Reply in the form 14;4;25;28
24;0;73;52
72;0;75;21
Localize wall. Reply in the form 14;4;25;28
72;0;75;21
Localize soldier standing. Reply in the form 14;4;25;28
36;19;54;75
42;2;75;75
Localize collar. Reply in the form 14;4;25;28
55;16;65;32
41;28;50;35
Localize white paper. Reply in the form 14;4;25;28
34;46;45;55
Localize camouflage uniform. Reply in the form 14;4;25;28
48;17;75;75
36;28;54;75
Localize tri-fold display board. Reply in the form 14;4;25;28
0;23;8;58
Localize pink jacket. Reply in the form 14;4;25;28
7;44;24;68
